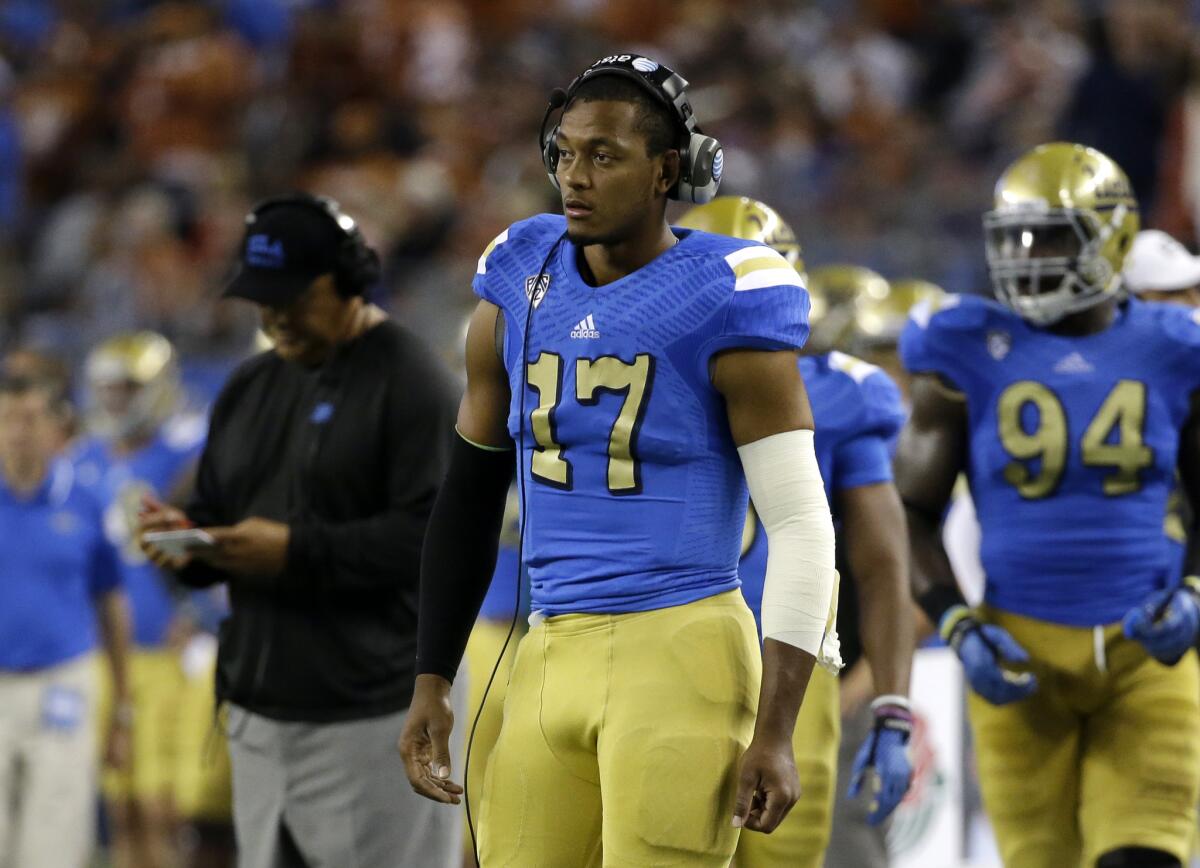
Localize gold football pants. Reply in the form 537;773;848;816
969;606;1200;867
734;664;839;868
478;590;760;867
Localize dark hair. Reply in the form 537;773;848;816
565;75;681;156
0;374;71;419
0;375;42;398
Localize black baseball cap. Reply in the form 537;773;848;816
223;199;346;305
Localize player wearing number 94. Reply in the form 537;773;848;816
896;142;1200;868
398;53;838;867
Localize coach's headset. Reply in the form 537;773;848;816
539;53;725;204
246;193;382;298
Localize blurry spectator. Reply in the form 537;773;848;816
1059;0;1192;213
0;347;75;442
0;374;132;868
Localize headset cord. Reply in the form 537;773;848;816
463;231;567;863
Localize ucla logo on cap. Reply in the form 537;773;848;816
632;57;660;73
246;234;286;269
712;149;724;182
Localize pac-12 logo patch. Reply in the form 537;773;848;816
525;274;551;309
987;330;1011;361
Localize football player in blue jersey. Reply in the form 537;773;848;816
399;55;838;867
678;198;915;868
74;332;206;868
895;142;1200;868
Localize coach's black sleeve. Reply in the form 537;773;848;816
416;433;514;682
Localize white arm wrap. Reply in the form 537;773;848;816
738;429;842;672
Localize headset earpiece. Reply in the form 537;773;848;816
542;123;562;192
676;135;723;205
334;234;381;298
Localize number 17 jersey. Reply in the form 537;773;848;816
473;214;810;617
900;294;1200;626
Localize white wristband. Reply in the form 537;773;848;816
870;694;912;713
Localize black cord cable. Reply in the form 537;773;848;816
463;233;566;864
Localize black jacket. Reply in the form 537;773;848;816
181;321;455;722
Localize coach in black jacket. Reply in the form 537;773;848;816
140;194;460;868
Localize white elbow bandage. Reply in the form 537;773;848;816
738;429;842;673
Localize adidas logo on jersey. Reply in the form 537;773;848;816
1053;352;1094;374
570;314;600;339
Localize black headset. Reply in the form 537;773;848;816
539;54;724;204
247;193;382;298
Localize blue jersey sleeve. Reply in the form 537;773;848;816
899;294;992;391
698;244;810;369
472;215;567;310
833;433;893;491
822;354;905;490
472;227;510;307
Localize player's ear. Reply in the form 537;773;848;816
657;149;681;196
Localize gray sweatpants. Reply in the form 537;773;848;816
227;704;461;868
825;701;891;868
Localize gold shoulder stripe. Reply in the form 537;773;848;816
732;256;789;278
476;229;510;275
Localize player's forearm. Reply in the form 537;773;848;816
906;503;967;626
841;483;913;697
415;433;514;682
855;556;913;698
754;638;816;741
97;590;132;705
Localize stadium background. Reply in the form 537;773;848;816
2;0;1199;865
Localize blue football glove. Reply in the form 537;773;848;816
848;699;913;825
942;607;1038;706
1122;579;1200;666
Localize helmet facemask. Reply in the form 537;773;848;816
984;205;1126;326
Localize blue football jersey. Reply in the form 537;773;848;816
739;352;906;632
73;415;206;646
474;214;810;616
900;294;1200;626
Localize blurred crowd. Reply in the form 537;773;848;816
2;0;1200;401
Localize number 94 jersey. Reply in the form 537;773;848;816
900;293;1200;627
474;214;810;618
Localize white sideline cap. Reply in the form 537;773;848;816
1123;229;1200;293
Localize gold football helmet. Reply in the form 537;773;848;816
85;331;180;440
984;142;1139;326
852;278;945;351
804;264;889;352
676;196;805;275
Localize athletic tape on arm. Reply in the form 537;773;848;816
738;428;842;672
